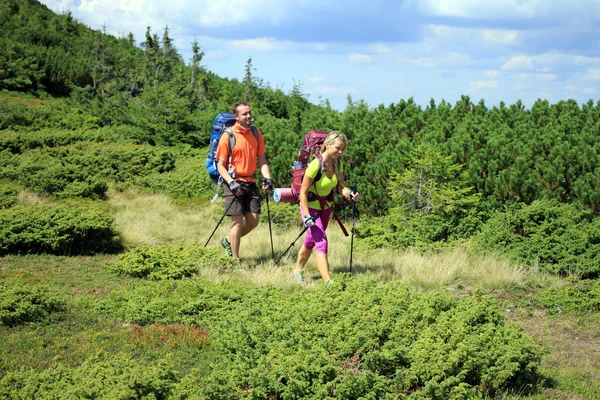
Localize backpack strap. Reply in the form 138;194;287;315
308;158;337;205
226;126;260;179
211;125;260;202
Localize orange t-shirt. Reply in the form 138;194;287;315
215;122;266;182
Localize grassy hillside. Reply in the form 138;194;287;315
2;189;600;399
1;1;599;398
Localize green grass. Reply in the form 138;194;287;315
1;191;599;399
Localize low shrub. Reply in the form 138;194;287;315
262;201;301;227
136;154;215;201
535;280;600;314
0;283;66;327
96;276;546;398
0;203;122;255
112;244;236;280
0;352;177;399
0;180;20;209
476;199;600;278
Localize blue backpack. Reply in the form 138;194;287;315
206;113;236;182
205;112;258;201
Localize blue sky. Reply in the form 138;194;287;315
40;0;600;111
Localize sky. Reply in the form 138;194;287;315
39;0;600;111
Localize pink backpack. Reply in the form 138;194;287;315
290;130;329;200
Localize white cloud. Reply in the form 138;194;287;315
397;52;471;69
512;73;532;80
348;53;372;64
313;86;354;95
309;76;325;83
537;73;557;81
502;55;534;70
513;82;529;91
369;43;393;55
565;85;598;94
584;68;600;81
230;38;286;52
417;0;567;19
484;70;500;78
468;80;497;92
405;57;437;68
482;29;518;45
573;55;600;64
204;49;227;60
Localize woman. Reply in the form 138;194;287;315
292;131;359;288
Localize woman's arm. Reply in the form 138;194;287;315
299;173;314;217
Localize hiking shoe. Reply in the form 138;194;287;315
326;280;334;289
292;269;305;283
231;259;244;270
220;237;232;257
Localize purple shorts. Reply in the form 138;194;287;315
302;207;332;254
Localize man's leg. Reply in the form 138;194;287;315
229;215;244;259
229;183;261;259
241;212;259;236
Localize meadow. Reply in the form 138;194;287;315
2;189;599;399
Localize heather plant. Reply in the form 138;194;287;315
0;283;66;327
112;244;236;280
0;203;121;255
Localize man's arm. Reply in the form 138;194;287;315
258;153;272;192
217;158;231;184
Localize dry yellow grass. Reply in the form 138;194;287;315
108;189;547;291
17;190;53;205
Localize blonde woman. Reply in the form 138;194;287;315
292;131;359;287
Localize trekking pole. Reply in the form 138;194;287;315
265;191;275;260
203;198;235;247
349;184;358;274
275;215;317;264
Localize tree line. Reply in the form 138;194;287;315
1;0;600;272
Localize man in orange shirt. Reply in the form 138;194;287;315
216;101;273;262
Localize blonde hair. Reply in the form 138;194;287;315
320;131;348;153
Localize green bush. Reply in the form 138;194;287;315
476;199;600;278
0;203;122;255
535;280;600;314
0;352;177;399
112;244;236;280
0;179;20;209
262;201;301;228
96;276;545;398
136;154;215;200
3;141;177;199
0;283;66;327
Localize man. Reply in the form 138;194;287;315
216;101;273;262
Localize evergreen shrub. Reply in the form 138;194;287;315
95;276;546;398
0;353;176;399
112;244;236;280
0;283;66;327
0;203;122;255
476;199;600;278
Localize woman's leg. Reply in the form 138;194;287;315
311;208;332;282
315;252;331;282
294;245;312;273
